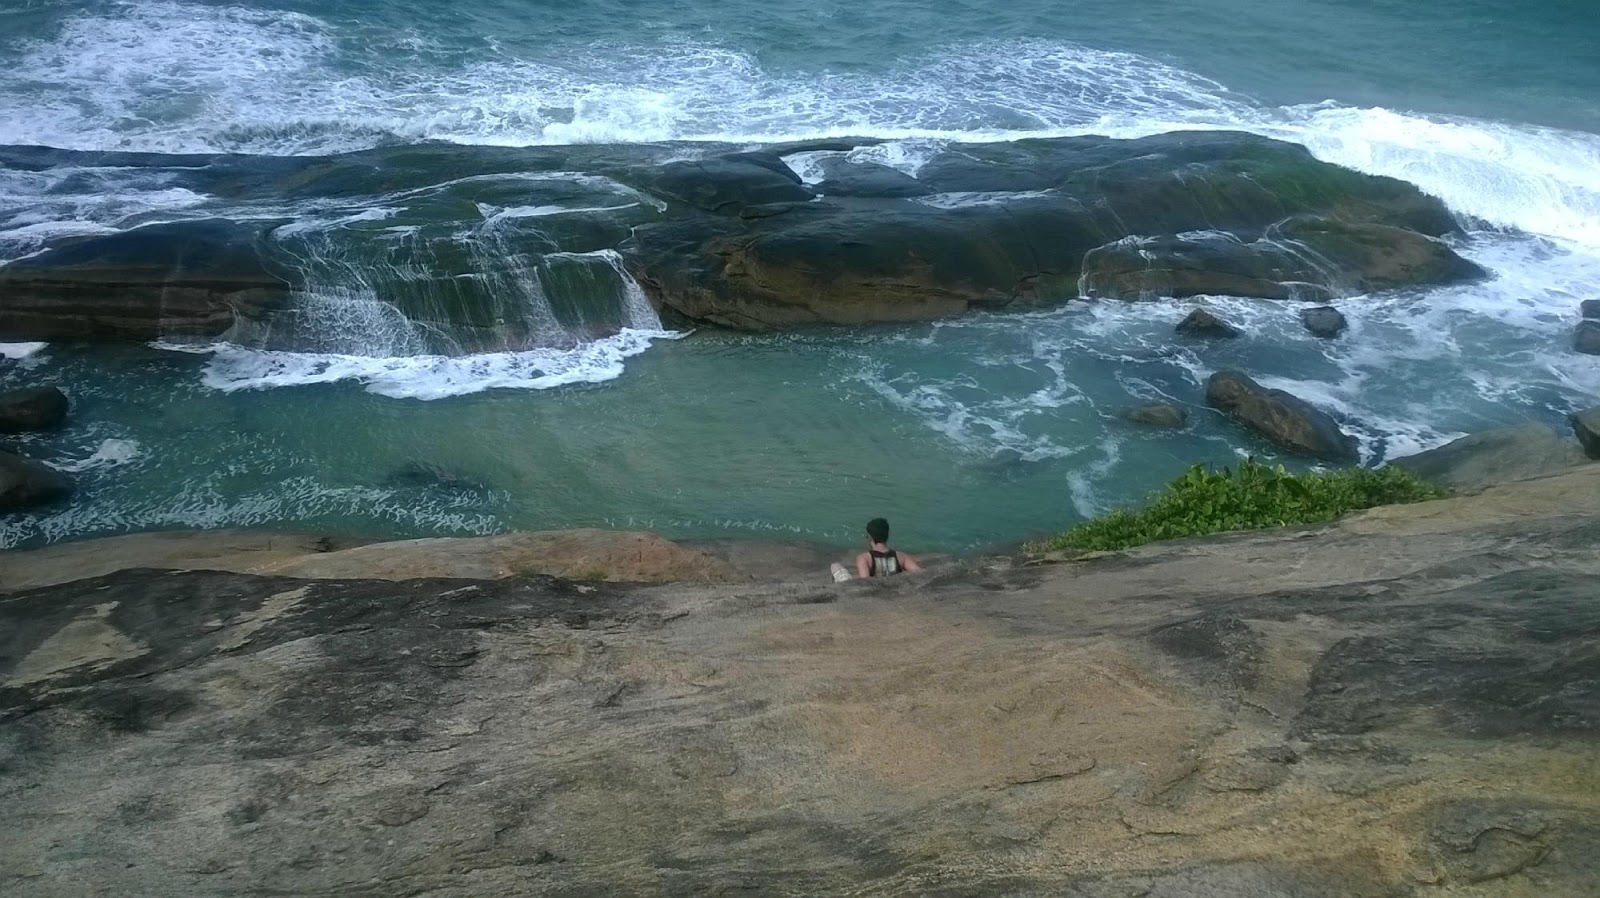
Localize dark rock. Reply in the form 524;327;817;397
1571;407;1600;460
1080;219;1481;303
1177;308;1242;339
1123;403;1188;428
1581;300;1600;320
812;158;932;199
1575;320;1600;355
1300;306;1348;339
0;449;72;512
628;132;1474;329
1391;423;1588;491
0;387;69;433
1206;370;1358;459
0;219;292;342
1272;216;1484;293
634;153;814;214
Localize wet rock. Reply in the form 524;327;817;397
1391;423;1589;491
1081;218;1481;303
1123;403;1188;428
1581;299;1600;320
1206;370;1358;459
0;219;292;342
1575;319;1600;355
1570;407;1600;460
1299;306;1348;339
811;158;932;198
635;152;814;214
628;132;1476;329
0;386;68;433
0;449;72;512
1177;308;1242;339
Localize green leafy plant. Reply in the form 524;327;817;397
1029;460;1445;553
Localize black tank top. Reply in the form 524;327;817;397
868;549;901;577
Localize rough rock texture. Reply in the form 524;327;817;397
1080;218;1478;302
0;529;742;592
1122;403;1188;428
1571;407;1600;460
1391;423;1590;491
0;449;71;512
3;467;1598;897
1300;305;1349;339
1206;370;1359;459
1176;308;1242;339
1581;300;1600;320
0;386;68;433
2;134;1481;340
0;220;292;341
1575;320;1600;355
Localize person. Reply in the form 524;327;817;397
831;517;921;581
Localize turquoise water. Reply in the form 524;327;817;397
2;1;1599;551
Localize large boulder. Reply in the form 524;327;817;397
0;450;72;512
0;386;68;433
1571;407;1600;459
628;132;1479;329
1206;370;1359;459
0;220;292;341
1575;320;1600;355
1390;423;1589;492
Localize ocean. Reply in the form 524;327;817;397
2;0;1598;551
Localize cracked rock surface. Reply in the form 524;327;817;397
3;466;1598;896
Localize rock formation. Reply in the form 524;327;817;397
1205;370;1359;459
1122;402;1188;428
1299;305;1348;338
1571;406;1600;459
0;386;68;433
0;449;71;512
3;467;1598;896
0;133;1486;342
1575;319;1600;355
1390;422;1589;491
1176;308;1242;339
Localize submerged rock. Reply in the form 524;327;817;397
1571;407;1600;459
0;449;72;512
1177;308;1242;339
1300;306;1349;338
1206;370;1358;459
0;386;68;433
1122;402;1188;428
1581;300;1600;320
1390;423;1588;491
383;461;489;494
1575;320;1600;355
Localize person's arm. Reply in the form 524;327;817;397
856;552;872;579
898;552;922;573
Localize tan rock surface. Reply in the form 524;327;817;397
2;468;1597;896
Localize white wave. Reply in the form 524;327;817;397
0;342;48;360
172;328;680;400
50;438;141;473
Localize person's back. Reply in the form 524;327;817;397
831;517;921;581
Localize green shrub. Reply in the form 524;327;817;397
1030;460;1445;553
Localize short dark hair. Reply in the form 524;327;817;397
866;518;890;543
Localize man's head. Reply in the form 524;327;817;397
865;518;890;545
